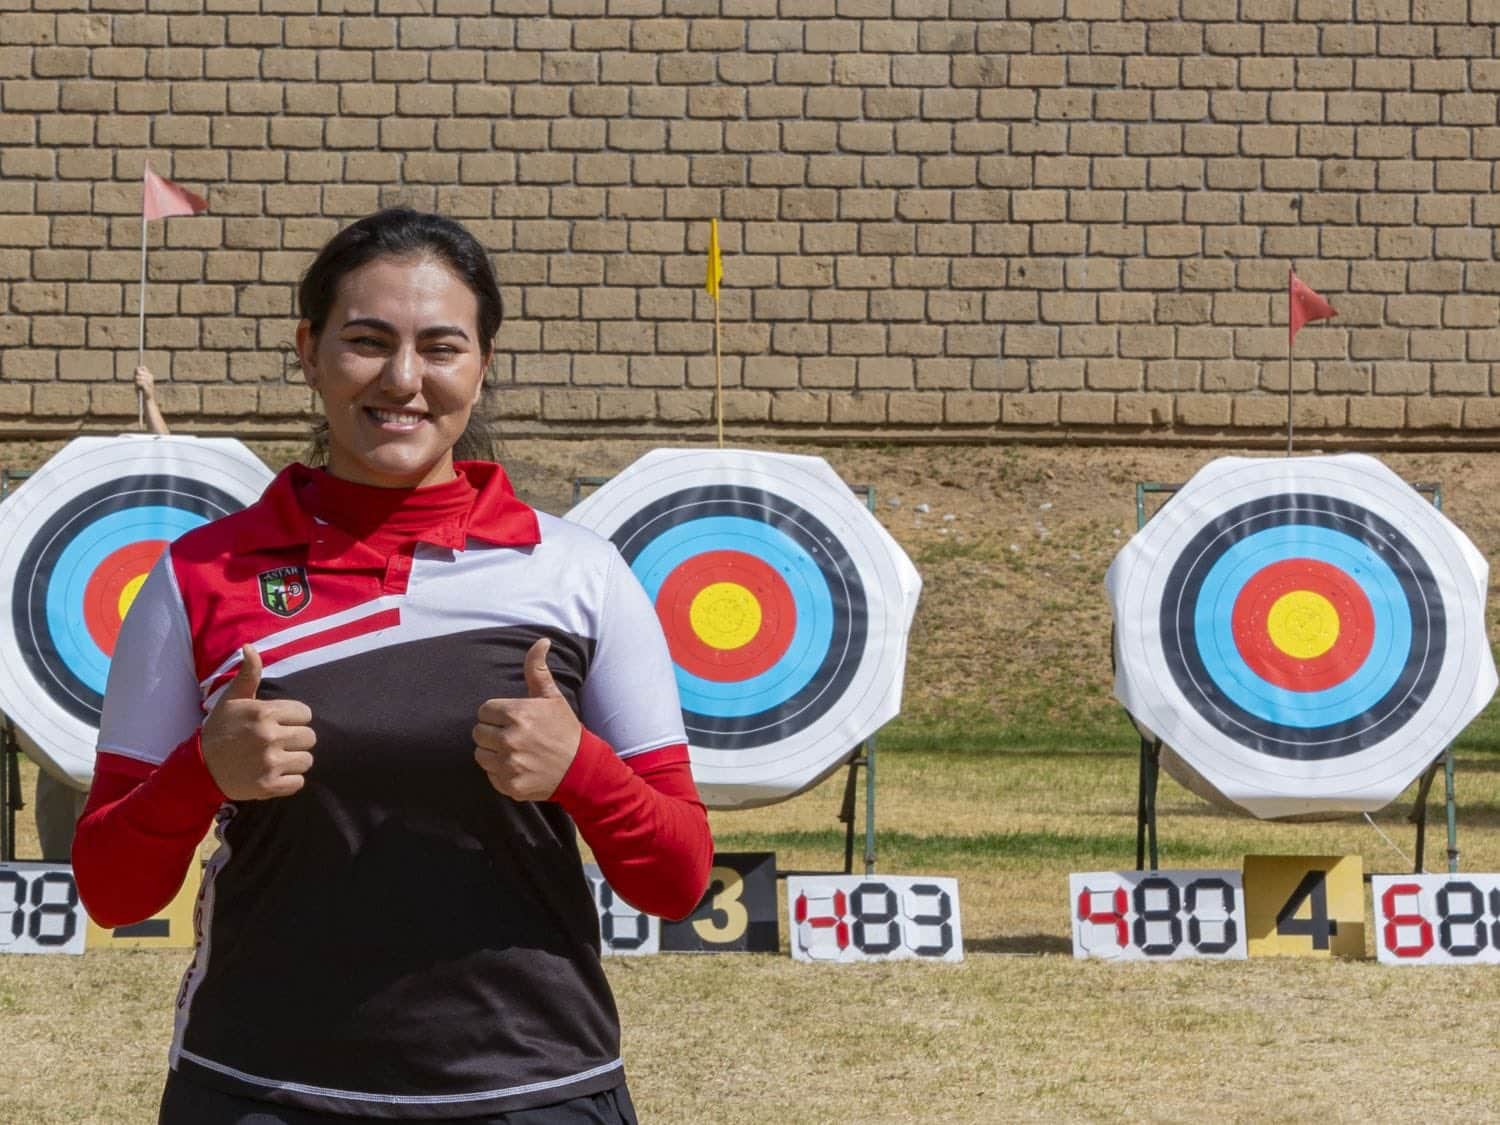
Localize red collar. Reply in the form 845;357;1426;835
236;462;541;568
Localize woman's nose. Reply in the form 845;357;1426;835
381;346;421;394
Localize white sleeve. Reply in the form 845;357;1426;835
578;549;688;759
96;555;204;767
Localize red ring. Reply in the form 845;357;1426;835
1231;558;1375;692
656;550;797;682
81;539;169;658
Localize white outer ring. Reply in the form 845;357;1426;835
567;448;921;809
1107;454;1496;819
0;436;273;787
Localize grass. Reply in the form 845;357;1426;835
10;738;1500;1122
7;439;1500;1120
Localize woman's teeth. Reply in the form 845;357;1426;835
368;408;426;427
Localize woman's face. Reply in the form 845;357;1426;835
295;254;488;489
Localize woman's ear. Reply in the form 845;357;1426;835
294;320;319;391
472;351;491;406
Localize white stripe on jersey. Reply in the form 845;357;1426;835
174;1049;623;1106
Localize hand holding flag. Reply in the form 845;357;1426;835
136;163;208;428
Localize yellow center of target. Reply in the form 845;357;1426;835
117;574;148;622
1266;590;1340;659
689;582;762;650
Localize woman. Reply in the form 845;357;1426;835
73;209;713;1124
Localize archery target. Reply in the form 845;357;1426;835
567;449;921;808
0;436;273;787
1108;454;1496;820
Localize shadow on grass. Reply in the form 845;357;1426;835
966;933;1073;956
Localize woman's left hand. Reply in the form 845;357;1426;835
473;638;582;801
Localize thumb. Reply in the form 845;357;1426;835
223;645;262;702
524;637;562;699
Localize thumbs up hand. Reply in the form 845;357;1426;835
473;637;582;802
200;645;317;801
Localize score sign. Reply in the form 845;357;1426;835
1069;870;1247;960
1243;855;1364;958
787;875;962;963
661;853;778;953
1373;874;1500;965
585;854;779;956
0;862;86;955
584;864;658;956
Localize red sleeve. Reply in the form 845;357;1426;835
552;733;713;921
71;739;225;929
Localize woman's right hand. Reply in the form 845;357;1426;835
200;646;317;800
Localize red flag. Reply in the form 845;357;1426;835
142;163;208;221
1289;269;1335;346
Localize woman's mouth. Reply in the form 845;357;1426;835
365;407;428;431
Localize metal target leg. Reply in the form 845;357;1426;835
839;752;860;875
1;717;18;862
1135;736;1147;871
864;734;877;875
1444;743;1460;873
1410;761;1438;874
1145;740;1161;872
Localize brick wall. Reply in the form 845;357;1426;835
3;2;1500;443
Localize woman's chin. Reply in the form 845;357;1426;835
329;447;454;489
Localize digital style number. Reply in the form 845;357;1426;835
1070;871;1246;961
0;863;86;956
1373;874;1500;965
582;864;659;956
786;875;963;963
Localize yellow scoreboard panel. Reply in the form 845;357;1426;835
86;855;201;950
1243;854;1364;958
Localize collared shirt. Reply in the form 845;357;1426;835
94;461;692;1119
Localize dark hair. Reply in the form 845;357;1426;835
298;208;502;464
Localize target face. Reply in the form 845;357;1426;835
0;437;273;786
567;449;921;809
1109;455;1496;819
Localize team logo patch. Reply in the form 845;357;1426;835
258;566;311;618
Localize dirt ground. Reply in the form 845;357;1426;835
5;433;1500;737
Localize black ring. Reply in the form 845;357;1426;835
13;475;240;726
1159;493;1443;761
612;485;869;750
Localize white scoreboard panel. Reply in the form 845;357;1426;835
1373;874;1500;966
787;875;962;963
0;862;86;955
583;864;660;956
1070;870;1247;961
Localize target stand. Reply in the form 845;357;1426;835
572;472;882;877
0;467;32;861
1129;479;1460;875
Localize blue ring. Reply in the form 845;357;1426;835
631;516;834;718
1194;525;1411;728
46;506;205;695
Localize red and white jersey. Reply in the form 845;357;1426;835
96;463;689;1119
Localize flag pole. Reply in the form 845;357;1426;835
1286;320;1294;457
137;206;148;431
714;296;723;449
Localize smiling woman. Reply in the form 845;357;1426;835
71;209;714;1125
295;211;502;481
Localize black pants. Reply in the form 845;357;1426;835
158;1072;639;1125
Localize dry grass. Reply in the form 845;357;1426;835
6;746;1500;1123
5;440;1500;1122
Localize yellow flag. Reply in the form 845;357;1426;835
705;218;723;301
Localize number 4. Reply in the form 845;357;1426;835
1276;870;1337;950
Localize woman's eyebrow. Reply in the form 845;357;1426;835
340;316;472;342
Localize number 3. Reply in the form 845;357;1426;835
692;866;749;944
